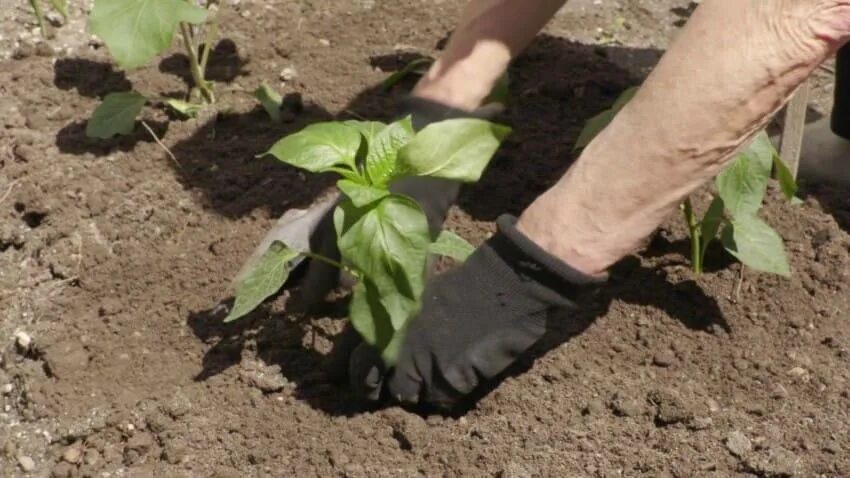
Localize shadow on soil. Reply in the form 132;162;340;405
802;183;850;233
52;38;250;159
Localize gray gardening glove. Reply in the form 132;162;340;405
348;215;605;407
236;98;482;306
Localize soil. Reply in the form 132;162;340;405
2;0;850;477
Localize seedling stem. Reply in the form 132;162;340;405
180;22;216;103
682;198;702;274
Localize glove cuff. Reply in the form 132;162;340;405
491;214;606;303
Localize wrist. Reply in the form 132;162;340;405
412;55;507;111
495;215;607;292
515;200;622;279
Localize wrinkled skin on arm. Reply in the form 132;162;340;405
518;0;850;276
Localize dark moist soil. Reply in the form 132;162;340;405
2;1;850;477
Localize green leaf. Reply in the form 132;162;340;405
721;216;790;277
337;179;389;207
349;281;395;353
89;0;208;70
365;116;415;186
86;91;147;138
254;84;282;122
699;196;726;261
428;230;475;261
612;86;639;110
343;120;386;146
772;152;800;203
334;195;430;331
164;98;202;118
348;281;409;366
574;110;615;151
225;241;301;322
745;131;777;173
574;86;638;150
716;134;774;218
398;119;511;182
383;57;434;90
483;71;510;106
264;122;362;173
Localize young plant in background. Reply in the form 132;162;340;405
252;58;509;124
383;56;511;108
85;0;224;139
576;88;799;277
226;117;510;365
28;0;68;38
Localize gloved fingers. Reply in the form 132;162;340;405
383;342;433;405
390;177;461;237
234;191;339;287
385;367;423;405
324;323;364;384
298;207;346;308
348;342;386;402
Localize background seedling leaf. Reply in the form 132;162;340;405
29;0;48;38
86;91;147;138
383;57;434;90
716;135;773;217
337;180;389;207
49;0;69;20
265;122;362;172
574;86;638;150
365;117;414;186
89;0;208;70
225;241;300;322
334;195;430;331
254;84;283;122
398;119;511;182
772;152;802;204
699;196;726;261
483;71;511;107
721;216;790;277
612;86;639;110
428;230;475;261
164;98;202;118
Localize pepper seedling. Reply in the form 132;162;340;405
84;0;225;139
576;87;799;277
226;117;510;365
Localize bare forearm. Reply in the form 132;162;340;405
413;0;567;110
519;0;850;275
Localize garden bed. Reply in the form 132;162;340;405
1;0;849;476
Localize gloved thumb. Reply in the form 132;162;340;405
348;342;386;402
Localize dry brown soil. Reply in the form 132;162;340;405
1;1;849;477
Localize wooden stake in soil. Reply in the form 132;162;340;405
779;80;810;178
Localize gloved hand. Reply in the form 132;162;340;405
236;97;480;306
348;215;605;407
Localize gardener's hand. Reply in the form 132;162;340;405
348;215;605;407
